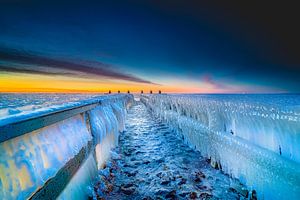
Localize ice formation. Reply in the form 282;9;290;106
58;153;98;200
0;94;132;199
89;100;127;169
0;93;102;121
142;94;300;199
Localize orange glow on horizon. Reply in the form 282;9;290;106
0;72;265;94
0;73;205;93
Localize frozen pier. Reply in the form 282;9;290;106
1;93;300;199
92;103;247;199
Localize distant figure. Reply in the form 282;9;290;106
141;90;143;94
108;90;111;94
118;90;120;93
158;90;161;94
279;145;282;155
150;90;153;94
251;190;257;200
127;90;130;94
230;130;234;135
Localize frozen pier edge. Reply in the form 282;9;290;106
0;94;133;200
141;94;300;199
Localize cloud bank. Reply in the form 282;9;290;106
0;46;156;85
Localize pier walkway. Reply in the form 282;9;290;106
92;102;245;199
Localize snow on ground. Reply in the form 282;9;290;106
91;103;249;200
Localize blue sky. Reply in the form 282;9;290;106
0;0;299;93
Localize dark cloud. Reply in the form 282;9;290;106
0;46;157;84
0;65;74;76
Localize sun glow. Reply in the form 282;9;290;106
0;72;195;93
0;72;266;94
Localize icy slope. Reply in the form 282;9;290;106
142;94;300;199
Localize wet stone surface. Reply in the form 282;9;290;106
92;103;247;200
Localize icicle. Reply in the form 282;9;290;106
142;94;300;200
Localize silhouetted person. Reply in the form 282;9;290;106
141;90;143;94
279;145;282;155
127;90;130;94
150;90;153;94
108;90;111;94
158;90;161;94
251;190;257;200
118;90;120;93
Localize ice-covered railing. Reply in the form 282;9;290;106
0;94;133;200
141;94;300;199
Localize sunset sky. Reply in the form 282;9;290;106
0;1;299;93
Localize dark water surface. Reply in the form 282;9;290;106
93;103;246;199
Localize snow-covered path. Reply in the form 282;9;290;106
93;103;247;199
